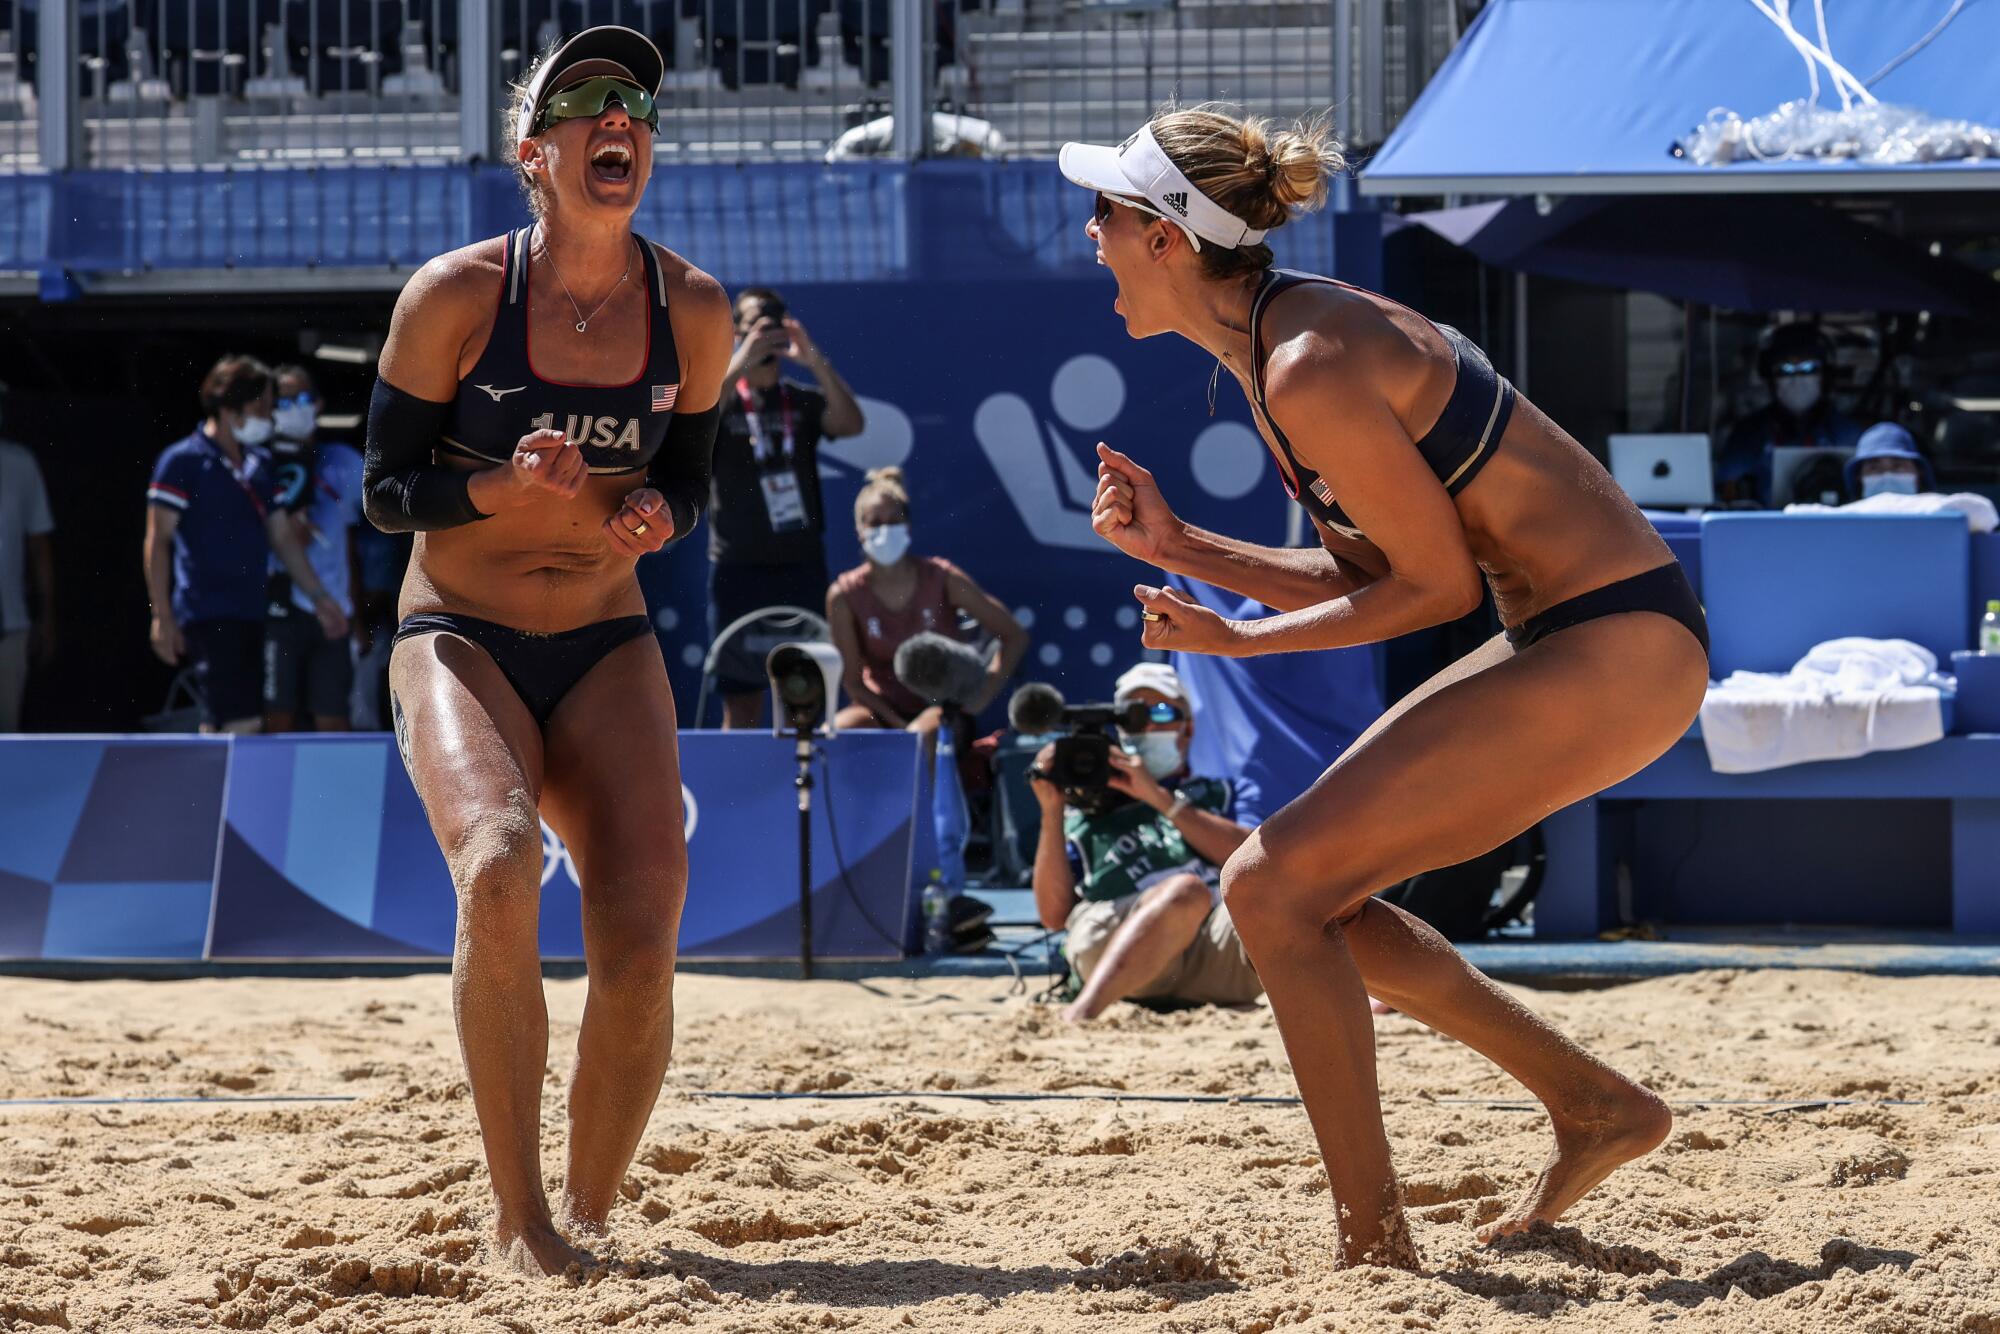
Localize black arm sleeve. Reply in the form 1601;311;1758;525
362;377;491;533
648;401;721;542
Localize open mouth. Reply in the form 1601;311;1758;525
590;142;633;183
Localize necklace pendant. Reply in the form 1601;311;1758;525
575;320;587;333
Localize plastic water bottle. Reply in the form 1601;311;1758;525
931;723;969;892
922;870;953;955
1984;600;2000;655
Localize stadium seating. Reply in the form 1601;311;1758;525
835;0;885;85
154;0;267;95
695;0;826;91
44;0;1339;163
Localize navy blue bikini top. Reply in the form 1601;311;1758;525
443;226;682;476
1248;268;1515;542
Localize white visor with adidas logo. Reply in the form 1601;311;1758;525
1059;124;1268;252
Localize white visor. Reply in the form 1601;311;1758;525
1113;662;1188;707
1059;124;1268;252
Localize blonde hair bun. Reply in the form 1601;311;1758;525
1262;116;1341;213
1145;104;1345;275
855;465;911;523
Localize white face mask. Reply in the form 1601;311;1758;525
274;402;317;441
1123;731;1184;781
861;523;911;566
1773;374;1822;416
234;413;275;447
1861;471;1919;498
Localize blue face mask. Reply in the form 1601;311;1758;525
1861;472;1919;498
273;394;318;441
234;413;275;447
861;523;911;566
1122;731;1184;780
1774;373;1822;416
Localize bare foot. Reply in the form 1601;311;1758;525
1059;999;1099;1024
1336;1199;1422;1272
1478;1083;1673;1243
494;1220;592;1277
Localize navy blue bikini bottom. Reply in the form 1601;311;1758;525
393;611;654;724
1505;562;1708;659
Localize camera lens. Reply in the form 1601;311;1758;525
767;643;836;734
777;670;820;707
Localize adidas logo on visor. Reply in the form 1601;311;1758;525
1162;191;1189;216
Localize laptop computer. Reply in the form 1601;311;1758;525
1770;445;1854;507
1608;434;1715;509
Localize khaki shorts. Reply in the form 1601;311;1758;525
1063;873;1263;1007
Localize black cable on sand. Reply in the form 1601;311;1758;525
0;1091;1938;1110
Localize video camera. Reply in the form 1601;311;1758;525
766;641;843;735
1006;682;1153;813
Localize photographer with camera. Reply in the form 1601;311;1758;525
709;286;865;729
1029;663;1264;1022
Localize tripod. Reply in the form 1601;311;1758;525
791;726;815;980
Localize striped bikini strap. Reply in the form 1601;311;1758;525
635;234;669;308
502;227;532;306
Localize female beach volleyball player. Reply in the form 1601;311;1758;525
1064;107;1708;1269
362;27;731;1274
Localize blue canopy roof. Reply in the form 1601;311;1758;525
1362;0;2000;196
1396;194;1999;312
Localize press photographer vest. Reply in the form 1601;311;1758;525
1063;774;1235;904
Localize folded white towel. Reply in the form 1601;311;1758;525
1699;637;1946;774
1784;490;1998;533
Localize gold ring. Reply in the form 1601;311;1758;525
629;520;649;537
1141;611;1165;623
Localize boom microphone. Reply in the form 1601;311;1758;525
1006;681;1066;735
893;632;990;711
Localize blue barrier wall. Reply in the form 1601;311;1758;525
0;731;922;962
0;736;227;959
4;161;1343;291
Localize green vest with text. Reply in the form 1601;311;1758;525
1062;775;1235;904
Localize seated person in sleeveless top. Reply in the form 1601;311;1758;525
825;466;1028;732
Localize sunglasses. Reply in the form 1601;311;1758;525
1773;359;1823;377
1093;190;1208;251
1094;191;1168;227
276;391;316;410
1121;700;1186;727
536;75;658;135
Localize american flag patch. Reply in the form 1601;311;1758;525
1309;478;1337;507
651;383;679;413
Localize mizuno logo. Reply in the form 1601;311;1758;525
1162;191;1189;216
476;384;525;402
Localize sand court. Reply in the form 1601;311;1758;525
1;968;1996;1332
